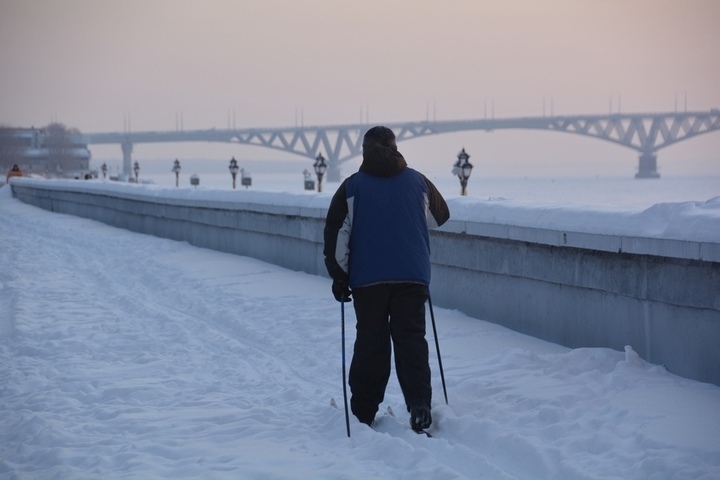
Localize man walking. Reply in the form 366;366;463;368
324;126;450;431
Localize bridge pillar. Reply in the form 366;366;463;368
327;157;342;182
121;141;133;176
635;152;660;179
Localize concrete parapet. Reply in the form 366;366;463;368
10;179;720;386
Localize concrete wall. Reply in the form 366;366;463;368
10;181;329;276
11;180;720;386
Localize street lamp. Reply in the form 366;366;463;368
101;163;108;179
133;161;140;183
313;153;327;192
229;157;239;189
172;159;181;187
452;148;473;196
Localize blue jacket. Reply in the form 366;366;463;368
324;144;450;289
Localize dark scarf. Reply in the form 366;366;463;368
359;144;407;177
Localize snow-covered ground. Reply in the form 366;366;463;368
1;182;720;479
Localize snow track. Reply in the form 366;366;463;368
1;188;719;479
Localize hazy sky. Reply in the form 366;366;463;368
1;0;719;177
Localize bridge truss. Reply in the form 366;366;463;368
84;110;720;180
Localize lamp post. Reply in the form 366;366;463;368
101;163;107;179
172;159;181;187
229;157;239;189
133;161;140;183
313;153;327;193
452;148;473;196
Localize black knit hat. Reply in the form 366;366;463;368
362;126;397;149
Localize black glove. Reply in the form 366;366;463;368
332;280;352;302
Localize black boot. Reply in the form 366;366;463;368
356;414;374;427
410;402;432;431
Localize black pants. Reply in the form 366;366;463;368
349;282;431;424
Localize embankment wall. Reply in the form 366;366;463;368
11;179;720;386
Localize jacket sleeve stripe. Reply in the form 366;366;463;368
334;197;353;274
323;180;351;282
423;175;450;228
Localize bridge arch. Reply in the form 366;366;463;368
84;110;720;180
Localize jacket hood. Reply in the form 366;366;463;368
359;144;407;177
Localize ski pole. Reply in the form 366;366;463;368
341;299;351;437
428;294;448;405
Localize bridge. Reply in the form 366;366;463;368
83;110;720;181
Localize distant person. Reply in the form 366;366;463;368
6;164;23;183
323;125;450;432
